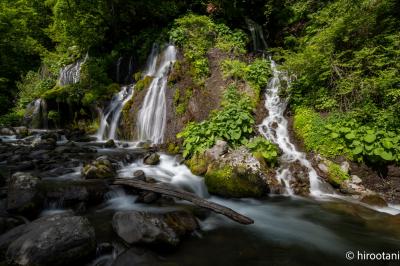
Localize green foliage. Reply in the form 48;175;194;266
246;137;279;167
327;161;350;187
170;14;248;85
174;87;193;116
177;85;254;158
135;76;154;92
16;71;56;111
220;58;272;104
294;107;400;164
0;112;23;127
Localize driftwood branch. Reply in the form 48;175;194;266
113;178;254;225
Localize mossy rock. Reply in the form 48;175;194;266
204;163;267;198
326;161;350;188
186;154;209;176
136;75;153;91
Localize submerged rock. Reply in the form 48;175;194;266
0;212;96;266
112;247;161;266
112;210;198;246
360;194;388;207
7;172;42;217
143;153;160;165
82;156;116;179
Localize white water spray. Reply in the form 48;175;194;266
96;85;134;141
58;55;88;86
137;45;177;144
259;59;325;196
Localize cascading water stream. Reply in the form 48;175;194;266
137;45;177;144
96;85;134;141
96;44;160;141
259;59;327;196
58;54;88;86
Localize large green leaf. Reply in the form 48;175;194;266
364;134;376;143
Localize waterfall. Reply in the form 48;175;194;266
58;54;88;86
136;45;177;144
246;18;268;52
24;98;48;129
96;85;134;141
259;59;325;196
96;44;160;141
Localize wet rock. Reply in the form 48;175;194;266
105;139;116;148
1;212;96;265
205;140;228;160
360;194;388;207
32;137;56;150
7;172;42;217
82;156;116;179
112;210;198;246
0;216;25;235
37;179;109;208
112;247;160;266
0;128;14;135
133;170;146;181
143;153;160;165
135;191;160;204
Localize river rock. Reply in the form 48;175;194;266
143;153;160;165
205;140;228;160
0;212;96;265
105;139;116;148
351;175;362;184
82;156;116;179
7;172;42;216
32;137;56;150
360;194;388;207
112;210;198;246
112;247;161;266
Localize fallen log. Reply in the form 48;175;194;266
113;178;254;225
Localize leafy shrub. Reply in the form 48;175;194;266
177;85;254;158
170;14;248;85
246;137;279;166
294;107;400;164
0;112;23;127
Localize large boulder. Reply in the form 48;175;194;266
0;212;96;265
360;194;388;207
7;172;42;217
201;146;268;198
112;210;198;246
82;156;116;179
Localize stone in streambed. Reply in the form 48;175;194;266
0;212;96;266
6;172;42;217
112;210;198;246
112;247;161;266
82;156;116;179
143;153;160;165
105;139;116;148
204;162;267;198
360;194;388;207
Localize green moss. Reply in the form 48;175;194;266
135;75;153;91
133;72;142;82
174;87;193;116
327;161;350;188
186;154;209;176
204;163;266;198
167;143;180;154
